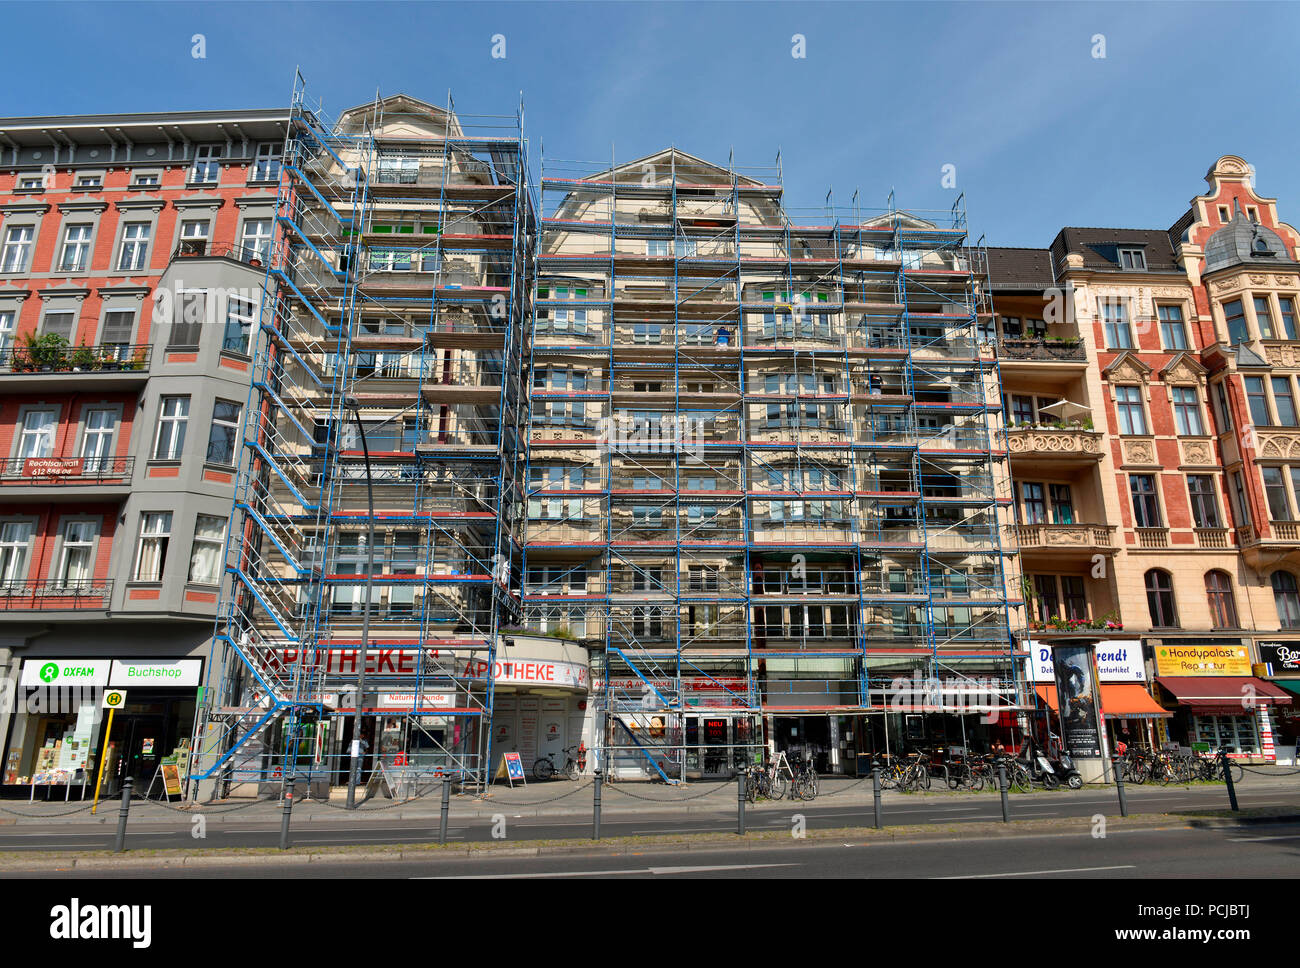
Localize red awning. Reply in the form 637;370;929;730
1035;683;1172;719
1154;676;1294;715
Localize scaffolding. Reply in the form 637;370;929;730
524;149;1022;780
190;77;533;794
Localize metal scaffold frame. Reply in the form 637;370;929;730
190;75;533;796
525;149;1022;780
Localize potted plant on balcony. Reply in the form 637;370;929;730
70;341;95;372
125;347;147;371
20;331;69;371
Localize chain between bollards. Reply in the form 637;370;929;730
279;773;295;850
439;777;451;844
736;770;746;836
997;763;1010;823
592;772;602;840
1112;757;1128;817
113;777;132;852
872;765;882;829
1221;749;1240;812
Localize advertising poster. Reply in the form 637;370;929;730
1052;643;1102;756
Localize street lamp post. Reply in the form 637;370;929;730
344;397;376;809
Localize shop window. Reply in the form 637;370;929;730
1144;569;1178;628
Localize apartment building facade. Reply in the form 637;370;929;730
0;109;288;796
990;155;1300;763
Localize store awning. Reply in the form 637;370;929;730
1035;683;1172;719
1154;677;1294;715
1274;680;1300;699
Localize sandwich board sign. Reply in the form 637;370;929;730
496;751;526;787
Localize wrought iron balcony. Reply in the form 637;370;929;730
0;579;113;610
997;337;1086;362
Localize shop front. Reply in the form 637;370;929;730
487;635;593;781
2;658;201;799
1255;642;1300;765
1150;641;1293;762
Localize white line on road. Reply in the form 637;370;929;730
1226;834;1300;842
936;864;1136;879
423;863;798;879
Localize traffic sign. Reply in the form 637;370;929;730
102;689;128;709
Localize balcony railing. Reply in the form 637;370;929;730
1195;527;1231;549
997;337;1087;362
0;580;113;610
0;343;151;374
1;456;134;484
172;241;269;268
1005;425;1103;460
1135;527;1170;549
1012;523;1116;551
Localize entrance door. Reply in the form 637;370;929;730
119;715;166;787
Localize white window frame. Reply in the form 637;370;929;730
205;399;242;465
251;142;281;182
0;520;34;586
54;519;97;588
117;222;151;272
133;512;173;582
80;408;117;471
187;514;227;585
190;144;223;184
59;223;93;272
17;408;57;459
153;395;190;461
1;225;34;273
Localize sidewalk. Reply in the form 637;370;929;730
1;767;1294;826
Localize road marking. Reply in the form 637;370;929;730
936;864;1136;879
1226;834;1300;842
424;863;797;879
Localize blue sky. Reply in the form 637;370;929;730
6;1;1299;245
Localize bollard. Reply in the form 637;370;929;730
1113;757;1129;818
279;774;295;850
998;763;1010;823
593;771;602;841
113;777;133;852
736;770;746;836
1221;750;1240;812
872;765;882;829
439;777;452;845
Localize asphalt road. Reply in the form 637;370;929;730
0;782;1291;852
10;820;1300;878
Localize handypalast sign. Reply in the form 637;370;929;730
1154;644;1251;677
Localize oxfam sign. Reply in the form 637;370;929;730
20;660;110;687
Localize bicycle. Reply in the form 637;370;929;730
532;745;581;781
899;751;932;792
791;754;819;801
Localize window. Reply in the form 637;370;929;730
41;310;74;343
1263;467;1292;520
59;224;93;272
1172;386;1204;435
1231;471;1252;527
0;521;33;585
1187;475;1221;528
55;520;96;587
240;219;272;263
646;239;669;257
1130;474;1161;528
176;218;209;256
1245;376;1272;426
1049;484;1075;524
17;409;56;458
188;515;227;584
17;176;42;190
1062;576;1087;621
171;290;206;347
1254;296;1275;339
76;174;102;188
223;295;256;354
0;310;13;360
80;408;116;471
1158;305;1188;350
1205;571;1238;630
1213;382;1233;432
1118;248;1147;270
1033;575;1060;623
2;226;34;272
1115;385;1147;434
117;222;151;271
1021;482;1046;524
100;309;135;358
376;154;418;184
252;142;281;182
1273;571;1300;629
132;173;160;187
1223;299;1248;344
1280;297;1298;341
1274;377;1300;427
133;512;172;582
205;400;241;465
190;144;222;184
1101;300;1133;348
1145;570;1178;628
1011;394;1037;425
153;396;189;460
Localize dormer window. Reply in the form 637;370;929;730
1118;247;1146;270
1253;235;1276;257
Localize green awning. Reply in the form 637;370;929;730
1275;680;1300;698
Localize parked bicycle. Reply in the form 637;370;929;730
532;745;582;781
791;753;819;801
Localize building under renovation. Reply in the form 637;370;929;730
191;81;1023;794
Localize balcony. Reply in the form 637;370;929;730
171;241;268;269
0;342;151;391
1005;425;1104;464
996;337;1087;363
0;456;134;495
1012;523;1117;559
1237;522;1300;570
0;580;113;611
1134;527;1170;549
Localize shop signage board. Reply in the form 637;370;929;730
1025;640;1144;683
20;659;110;688
1154;644;1250;677
1052;643;1103;757
110;659;202;687
23;456;83;478
1256;643;1300;675
498;752;526;787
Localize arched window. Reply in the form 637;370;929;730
1205;570;1238;630
1145;569;1179;628
1272;571;1300;629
